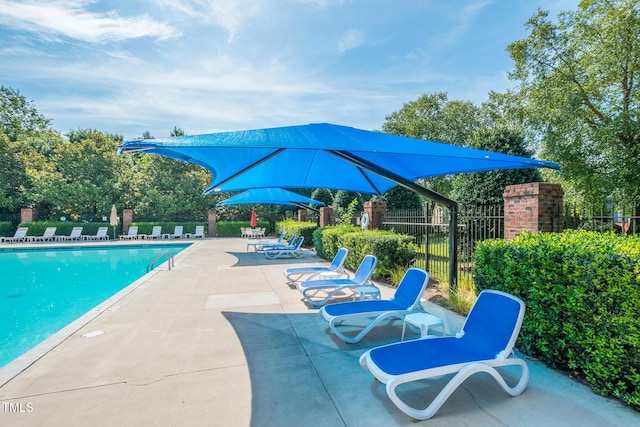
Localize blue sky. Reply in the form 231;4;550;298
0;0;579;140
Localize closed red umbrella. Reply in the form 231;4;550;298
250;207;257;228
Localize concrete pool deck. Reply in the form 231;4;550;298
0;238;638;426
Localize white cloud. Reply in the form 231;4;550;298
151;0;264;42
0;0;179;42
430;0;492;50
338;28;364;53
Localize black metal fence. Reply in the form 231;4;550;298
383;204;504;286
0;211;21;224
383;201;637;287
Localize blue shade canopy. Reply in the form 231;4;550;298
216;188;324;207
119;123;559;197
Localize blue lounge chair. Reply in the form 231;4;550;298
264;236;304;259
320;267;429;343
359;289;529;420
284;248;349;284
297;255;378;307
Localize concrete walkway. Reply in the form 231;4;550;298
0;238;638;426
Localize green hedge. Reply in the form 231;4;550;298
215;221;270;237
275;219;316;246
474;231;640;410
0;221;14;237
313;225;418;279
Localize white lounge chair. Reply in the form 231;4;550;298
167;225;184;239
192;225;205;239
57;226;83;242
120;226;139;240
31;227;58;242
264;236;304;259
320;267;429;343
1;227;29;243
284;247;349;283
147;226;163;239
84;226;109;241
297;254;378;307
359;289;529;420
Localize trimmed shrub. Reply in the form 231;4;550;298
474;231;640;410
275;219;316;246
313;224;359;259
0;221;14;237
313;225;418;280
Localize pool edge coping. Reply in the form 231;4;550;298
0;242;197;388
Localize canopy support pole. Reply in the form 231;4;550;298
205;148;286;193
329;150;459;290
292;202;320;213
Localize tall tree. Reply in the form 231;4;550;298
0;87;51;142
450;127;542;206
382;92;483;196
310;188;333;206
382;186;423;210
507;0;640;203
27;130;128;219
0;132;46;211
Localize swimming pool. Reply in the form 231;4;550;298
0;243;190;368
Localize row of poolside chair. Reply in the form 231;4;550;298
1;224;207;243
119;225;206;240
0;226;110;243
281;249;529;421
241;227;266;239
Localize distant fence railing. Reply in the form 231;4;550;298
0;211;21;224
564;202;638;234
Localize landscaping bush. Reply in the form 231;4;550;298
474;231;640;410
215;221;270;237
275;219;316;246
0;221;14;237
313;224;359;259
313;225;418;280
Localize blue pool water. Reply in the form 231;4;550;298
0;244;189;367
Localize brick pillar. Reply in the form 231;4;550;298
364;200;386;230
298;210;307;222
122;209;134;233
319;207;334;227
208;209;217;237
20;208;38;223
503;183;564;239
